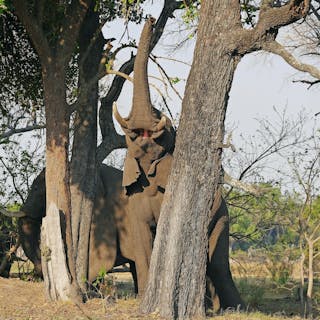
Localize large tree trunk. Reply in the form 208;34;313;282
141;2;241;318
142;0;310;316
41;61;80;301
11;0;93;302
70;6;104;291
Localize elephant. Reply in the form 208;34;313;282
0;165;138;292
0;219;14;278
113;17;244;310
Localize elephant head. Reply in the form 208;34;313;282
113;17;175;194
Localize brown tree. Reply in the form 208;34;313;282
10;0;185;301
141;1;311;318
12;0;93;301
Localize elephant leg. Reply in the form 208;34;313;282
207;219;244;310
129;260;138;294
18;217;43;278
129;217;153;295
205;275;220;313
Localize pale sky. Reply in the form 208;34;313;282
2;2;319;201
103;2;319;160
103;2;319;138
102;1;319;190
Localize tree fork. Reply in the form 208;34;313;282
141;0;310;318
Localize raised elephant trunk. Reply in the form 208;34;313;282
129;17;155;130
113;17;166;133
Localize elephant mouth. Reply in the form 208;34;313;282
134;129;152;138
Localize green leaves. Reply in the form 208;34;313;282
0;0;7;15
240;0;259;27
181;1;200;28
169;77;180;85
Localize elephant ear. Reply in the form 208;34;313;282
123;155;141;190
147;154;173;190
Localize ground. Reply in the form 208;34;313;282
0;275;317;320
0;256;319;320
0;274;149;320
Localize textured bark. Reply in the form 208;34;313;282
141;0;310;318
70;5;104;291
42;61;79;301
41;203;71;300
141;2;241;318
12;0;92;302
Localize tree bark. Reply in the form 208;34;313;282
12;0;92;301
306;239;313;318
141;1;310;318
42;61;79;301
70;5;104;291
141;2;241;318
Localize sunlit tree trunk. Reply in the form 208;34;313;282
11;0;92;301
41;61;79;301
306;239;314;318
142;1;310;318
141;2;241;318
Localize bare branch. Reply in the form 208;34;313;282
152;55;192;67
224;172;266;196
150;56;183;101
262;40;320;80
0;124;45;141
0;157;25;204
106;69;133;82
233;0;311;54
258;0;310;32
292;79;320;88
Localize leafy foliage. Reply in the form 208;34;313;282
0;0;7;14
0;12;43;138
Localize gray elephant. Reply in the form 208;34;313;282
113;18;244;310
0;165;137;292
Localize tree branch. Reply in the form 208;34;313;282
223;172;265;196
12;0;51;58
233;0;310;55
106;69;133;82
262;40;320;80
292;79;320;88
258;0;310;32
0;124;45;141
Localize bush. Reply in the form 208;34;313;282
236;278;265;308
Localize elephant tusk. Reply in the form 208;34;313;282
113;102;128;129
154;116;166;132
0;207;26;218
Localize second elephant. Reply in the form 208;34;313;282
0;165;137;291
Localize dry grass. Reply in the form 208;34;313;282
0;258;319;320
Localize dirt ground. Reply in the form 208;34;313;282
0;270;317;320
0;275;153;320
